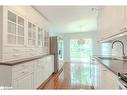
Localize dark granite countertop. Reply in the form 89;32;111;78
95;56;127;76
0;54;52;66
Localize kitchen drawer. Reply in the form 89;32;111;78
12;61;35;72
34;59;45;68
35;62;45;70
12;66;34;80
45;56;51;63
38;58;45;63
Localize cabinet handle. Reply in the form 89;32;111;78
21;71;28;74
12;49;19;51
37;64;40;66
123;27;126;31
102;69;107;71
120;28;124;32
120;27;127;32
21;71;25;74
30;49;34;51
12;54;20;57
21;65;25;67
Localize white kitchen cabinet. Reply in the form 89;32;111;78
0;55;54;89
0;6;51;89
90;59;100;89
99;65;118;89
28;22;37;47
47;55;54;75
124;7;127;28
12;72;34;89
12;61;35;89
6;10;25;46
98;7;125;41
34;58;46;88
0;65;12;87
91;58;118;89
98;8;107;41
44;30;50;54
37;27;44;47
0;6;49;62
34;55;54;88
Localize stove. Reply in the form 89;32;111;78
118;73;127;89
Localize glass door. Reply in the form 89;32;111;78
70;39;92;62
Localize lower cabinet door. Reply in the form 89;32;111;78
91;61;100;89
12;72;34;89
91;59;118;89
46;55;54;76
99;65;118;89
35;68;45;88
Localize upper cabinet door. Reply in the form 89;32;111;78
105;7;125;35
28;22;37;47
44;30;49;53
98;8;106;41
7;10;25;46
37;27;43;47
124;7;127;30
98;7;125;41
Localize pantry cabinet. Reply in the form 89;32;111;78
98;7;126;41
90;58;118;89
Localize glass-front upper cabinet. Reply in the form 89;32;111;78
38;27;43;47
44;30;49;47
28;22;36;46
7;10;25;45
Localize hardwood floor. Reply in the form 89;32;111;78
39;62;93;89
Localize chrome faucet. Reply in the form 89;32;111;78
112;40;126;59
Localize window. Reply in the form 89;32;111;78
70;39;92;62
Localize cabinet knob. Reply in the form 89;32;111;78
120;27;127;32
22;71;25;74
102;69;107;71
124;27;126;31
12;49;19;51
12;54;20;57
21;65;25;67
120;28;123;32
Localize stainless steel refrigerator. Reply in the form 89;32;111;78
50;36;64;73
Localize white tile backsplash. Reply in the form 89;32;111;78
101;36;127;58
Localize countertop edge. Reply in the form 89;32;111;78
95;57;118;76
0;54;53;66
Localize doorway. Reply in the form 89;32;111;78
70;38;92;62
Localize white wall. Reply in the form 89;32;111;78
61;31;101;62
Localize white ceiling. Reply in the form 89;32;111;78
34;6;98;34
